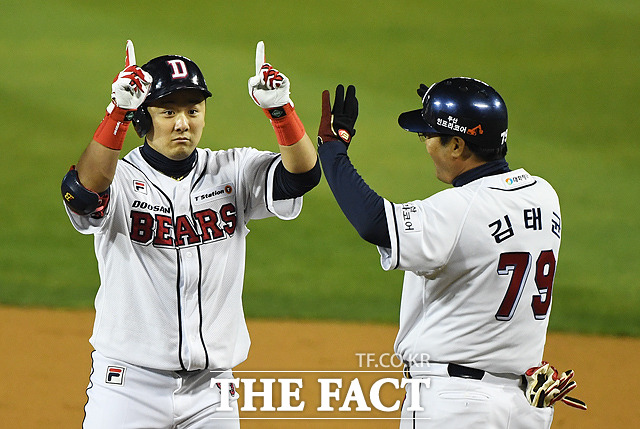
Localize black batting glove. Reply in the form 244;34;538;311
318;84;358;148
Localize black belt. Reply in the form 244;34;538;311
404;363;485;380
447;363;485;380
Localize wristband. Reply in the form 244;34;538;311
263;103;305;146
93;104;136;150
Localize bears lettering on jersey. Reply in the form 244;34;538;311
129;203;237;247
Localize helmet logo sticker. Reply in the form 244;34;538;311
166;59;188;79
467;124;483;136
500;130;508;145
436;116;467;134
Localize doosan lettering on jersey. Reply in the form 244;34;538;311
131;200;171;213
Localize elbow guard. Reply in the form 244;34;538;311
61;166;110;218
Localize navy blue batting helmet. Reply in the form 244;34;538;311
133;55;212;138
398;77;508;150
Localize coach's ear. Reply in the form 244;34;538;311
448;136;465;157
448;136;475;161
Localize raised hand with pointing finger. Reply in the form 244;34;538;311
109;40;152;112
247;41;309;149
248;41;292;110
89;39;152;153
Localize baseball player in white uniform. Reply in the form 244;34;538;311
61;40;320;428
316;80;585;428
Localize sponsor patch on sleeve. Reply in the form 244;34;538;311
400;203;422;233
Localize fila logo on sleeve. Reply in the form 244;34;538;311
106;366;126;385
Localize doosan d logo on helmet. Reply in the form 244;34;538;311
167;59;189;79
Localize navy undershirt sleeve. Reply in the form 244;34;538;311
272;157;322;201
317;141;391;248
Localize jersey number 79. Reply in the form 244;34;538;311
495;250;556;321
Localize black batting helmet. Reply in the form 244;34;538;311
132;55;212;138
398;77;508;151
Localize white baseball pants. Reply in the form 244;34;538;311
400;363;553;429
83;350;240;428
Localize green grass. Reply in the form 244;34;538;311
1;0;639;336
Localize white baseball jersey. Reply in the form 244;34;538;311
379;169;561;374
65;146;302;371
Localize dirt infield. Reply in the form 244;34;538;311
1;306;638;428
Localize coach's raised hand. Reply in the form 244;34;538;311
248;41;292;109
317;84;358;147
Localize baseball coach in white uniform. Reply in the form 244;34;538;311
316;79;585;428
61;40;320;428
